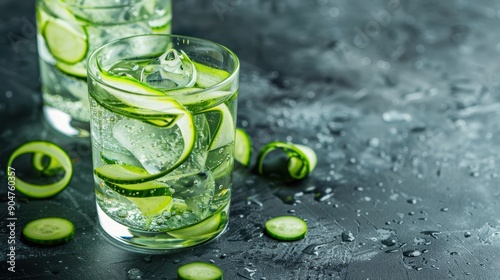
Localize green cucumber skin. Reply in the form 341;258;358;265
22;217;75;246
177;262;223;280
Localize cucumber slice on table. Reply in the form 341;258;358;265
234;128;252;167
32;152;63;176
42;18;88;64
256;142;317;180
7;141;73;198
265;215;308;241
22;217;75;246
177;262;223;280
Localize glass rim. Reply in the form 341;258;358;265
45;0;160;10
87;34;240;98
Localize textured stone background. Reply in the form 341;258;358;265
1;0;500;279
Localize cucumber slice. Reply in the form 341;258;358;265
32;152;63;176
22;217;75;246
256;142;317;180
177;262;223;280
168;211;225;239
201;103;234;151
105;180;173;197
94;112;195;184
7;141;73;199
235;128;252;167
100;150;141;166
149;10;172;34
265;216;307;241
94;72;196;185
56;61;87;79
42;18;88;64
127;196;173;216
193;62;230;88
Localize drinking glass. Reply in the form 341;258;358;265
36;0;172;137
87;34;239;251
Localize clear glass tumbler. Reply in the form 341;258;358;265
87;34;239;251
36;0;172;137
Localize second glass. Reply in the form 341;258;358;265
36;0;172;137
87;34;239;251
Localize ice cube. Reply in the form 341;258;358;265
142;49;197;90
112;114;209;175
107;60;144;80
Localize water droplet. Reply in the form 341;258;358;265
127;268;143;279
407;198;417;204
450;252;460;255
414;237;431;245
341;231;355;242
381;238;397;246
368;137;380;148
382;110;412;123
117;210;128;218
303;244;323;256
464;231;472;238
220;253;227;259
470;171;480;177
162;211;172;218
385;248;399;253
420;230;441;239
403;249;422;257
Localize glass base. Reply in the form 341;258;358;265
43;106;90;137
97;203;229;253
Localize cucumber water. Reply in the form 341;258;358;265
88;35;239;251
36;0;172;137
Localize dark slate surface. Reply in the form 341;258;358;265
2;0;500;279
